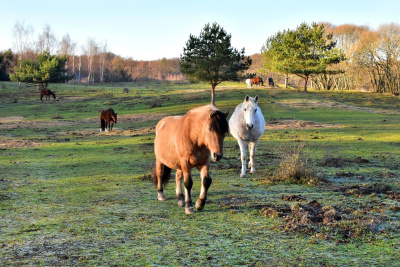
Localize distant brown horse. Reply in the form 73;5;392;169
251;77;263;87
153;105;229;214
100;108;118;132
40;89;56;101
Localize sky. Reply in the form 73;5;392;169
1;0;400;61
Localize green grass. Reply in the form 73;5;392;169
1;81;400;265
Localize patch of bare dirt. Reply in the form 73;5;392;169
0;138;41;149
337;183;393;197
266;119;337;130
58;127;156;138
322;156;370;168
0;113;165;130
278;99;400;115
0;116;25;123
281;194;306;201
259;198;387;241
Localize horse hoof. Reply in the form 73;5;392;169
185;207;194;214
250;170;256;174
195;199;205;210
158;193;166;201
178;199;185;207
240;174;246;178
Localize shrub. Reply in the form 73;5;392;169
52;113;63;119
273;136;316;184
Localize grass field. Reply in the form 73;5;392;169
1;81;400;266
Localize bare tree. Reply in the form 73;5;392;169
99;40;108;83
83;37;98;83
36;24;57;54
77;54;83;83
378;24;400;92
12;21;33;64
12;21;34;88
59;34;77;78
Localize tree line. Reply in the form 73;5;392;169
0;22;183;84
257;22;400;95
2;21;400;96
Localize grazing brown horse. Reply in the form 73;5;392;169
40;89;56;101
100;108;118;132
251;77;263;87
153;105;229;214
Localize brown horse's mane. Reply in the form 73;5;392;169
209;110;229;136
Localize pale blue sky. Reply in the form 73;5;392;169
1;0;399;60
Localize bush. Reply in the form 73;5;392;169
273;136;316;184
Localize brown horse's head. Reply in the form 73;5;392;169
112;112;118;124
205;110;229;162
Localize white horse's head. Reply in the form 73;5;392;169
242;95;259;130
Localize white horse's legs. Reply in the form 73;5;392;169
238;139;248;178
249;140;258;174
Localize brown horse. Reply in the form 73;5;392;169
100;108;118;132
153;105;229;214
40;89;56;101
251;77;263;87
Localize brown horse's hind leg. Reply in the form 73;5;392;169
176;170;185;207
195;164;212;211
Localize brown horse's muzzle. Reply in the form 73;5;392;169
211;152;223;162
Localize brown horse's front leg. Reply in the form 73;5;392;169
195;164;212;211
155;160;166;201
175;170;185;207
182;168;193;214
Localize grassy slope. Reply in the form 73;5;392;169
0;81;399;265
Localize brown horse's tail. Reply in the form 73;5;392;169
152;165;171;187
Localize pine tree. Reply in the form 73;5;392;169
262;22;345;92
180;23;252;105
10;52;71;89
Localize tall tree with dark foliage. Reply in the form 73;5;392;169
180;23;252;105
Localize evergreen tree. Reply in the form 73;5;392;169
261;22;345;92
180;23;252;105
10;52;71;89
0;49;16;81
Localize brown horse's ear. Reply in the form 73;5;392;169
224;111;229;117
244;95;249;102
210;111;217;118
254;95;259;103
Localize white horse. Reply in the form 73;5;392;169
245;79;252;88
229;95;265;178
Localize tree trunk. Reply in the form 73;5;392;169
211;84;216;106
285;74;289;88
304;76;308;92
